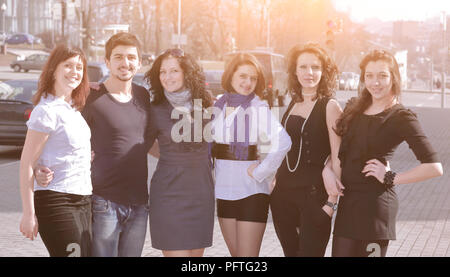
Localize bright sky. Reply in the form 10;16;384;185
333;0;450;22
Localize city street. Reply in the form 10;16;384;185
1;97;450;257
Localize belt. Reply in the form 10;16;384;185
211;143;259;161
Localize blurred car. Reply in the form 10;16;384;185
141;53;155;66
87;62;109;83
10;53;49;72
0;32;9;42
5;33;41;45
204;69;224;97
0;79;38;146
339;72;359;91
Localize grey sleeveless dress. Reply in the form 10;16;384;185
148;98;214;250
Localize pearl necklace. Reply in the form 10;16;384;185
284;100;317;172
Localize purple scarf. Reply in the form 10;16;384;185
213;91;255;160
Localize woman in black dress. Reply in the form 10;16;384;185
326;49;443;257
270;43;343;257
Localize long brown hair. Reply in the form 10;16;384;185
33;44;89;111
286;42;338;103
145;48;212;108
335;49;402;136
221;53;266;99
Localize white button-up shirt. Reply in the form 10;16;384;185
27;94;92;195
212;96;292;200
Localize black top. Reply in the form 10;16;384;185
275;115;305;186
82;83;155;205
275;97;331;188
339;103;439;193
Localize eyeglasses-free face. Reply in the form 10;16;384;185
296;52;323;92
230;64;258;96
364;60;393;101
159;56;186;93
106;45;141;82
53;55;84;94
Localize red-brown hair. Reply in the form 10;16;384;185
221;53;266;99
33;44;89;111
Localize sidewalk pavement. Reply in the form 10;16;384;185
0;106;449;257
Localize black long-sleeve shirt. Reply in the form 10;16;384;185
339;104;439;193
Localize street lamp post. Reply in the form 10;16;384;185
442;11;447;108
177;0;181;49
1;2;6;55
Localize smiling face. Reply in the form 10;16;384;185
106;45;140;82
230;64;258;96
364;60;393;101
53;55;83;92
296;52;323;91
159;57;186;93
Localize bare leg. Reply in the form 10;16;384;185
162;248;205;257
236;220;266;257
218;217;238;257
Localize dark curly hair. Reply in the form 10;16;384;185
335;49;401;136
286;42;338;103
145;49;212;108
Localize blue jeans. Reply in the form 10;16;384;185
91;194;149;257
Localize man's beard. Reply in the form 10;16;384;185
115;75;133;82
113;66;135;82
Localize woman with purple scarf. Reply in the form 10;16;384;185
211;53;292;257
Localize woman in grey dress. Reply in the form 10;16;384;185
145;48;215;257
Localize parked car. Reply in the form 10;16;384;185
204;69;224;97
87;62;109;82
10;53;49;72
141;53;155;66
6;33;41;45
0;79;38;146
223;49;288;106
339;72;359;91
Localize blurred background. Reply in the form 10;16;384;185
1;0;450;91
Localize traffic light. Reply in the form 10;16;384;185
61;1;66;21
326;20;335;50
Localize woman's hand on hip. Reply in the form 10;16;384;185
362;159;390;183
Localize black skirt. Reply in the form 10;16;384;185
333;188;399;241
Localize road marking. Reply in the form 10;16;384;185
416;104;423;107
0;161;19;168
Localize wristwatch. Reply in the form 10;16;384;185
325;201;338;211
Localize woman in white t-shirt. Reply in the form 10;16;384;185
19;44;92;257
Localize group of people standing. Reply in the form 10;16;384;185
19;32;443;257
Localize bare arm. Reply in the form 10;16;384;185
363;159;443;185
148;140;160;158
19;129;49;240
321;100;344;216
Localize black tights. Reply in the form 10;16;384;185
332;236;389;257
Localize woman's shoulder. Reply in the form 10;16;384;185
389;104;417;122
251;95;270;108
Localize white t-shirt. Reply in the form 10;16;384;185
27;94;92;195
